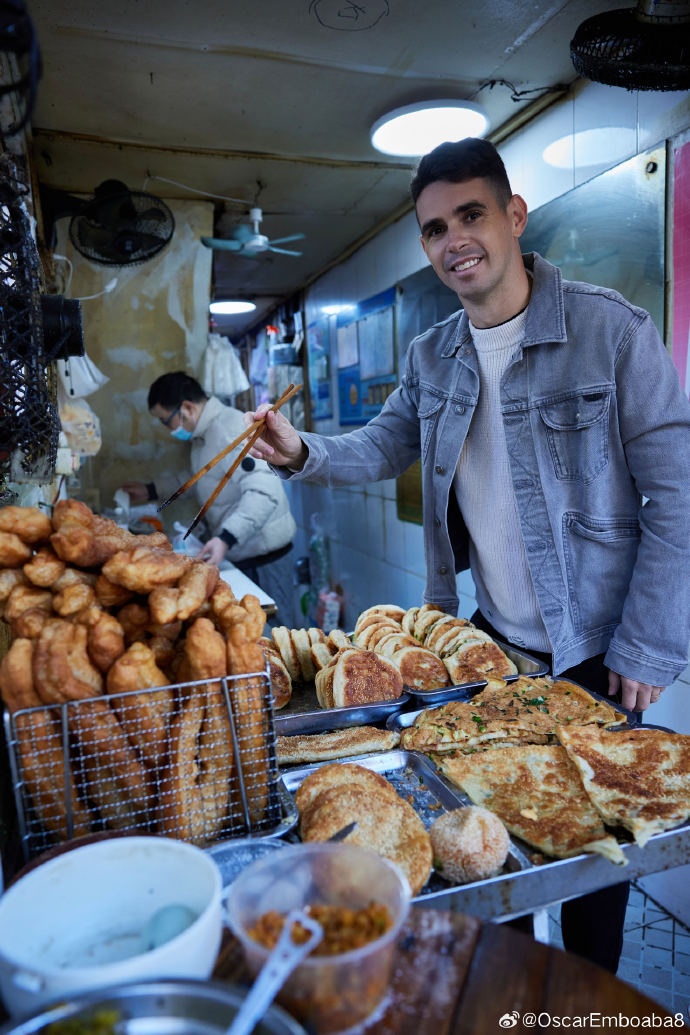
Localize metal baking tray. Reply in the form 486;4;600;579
274;681;410;736
403;641;549;705
279;743;690;921
280;749;532;900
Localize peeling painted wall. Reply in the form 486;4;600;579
56;198;212;522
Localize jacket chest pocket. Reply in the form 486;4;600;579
417;388;449;462
538;390;610;483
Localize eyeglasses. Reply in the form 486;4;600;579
160;405;181;428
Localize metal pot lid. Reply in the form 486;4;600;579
0;979;307;1035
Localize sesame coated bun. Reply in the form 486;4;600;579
430;806;510;884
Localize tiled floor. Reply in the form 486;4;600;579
548;883;690;1022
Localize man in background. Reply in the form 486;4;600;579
122;370;297;627
242;138;690;971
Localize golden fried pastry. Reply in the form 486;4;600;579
23;546;66;587
32;618;103;703
148;560;219;625
4;584;53;625
224;595;271;825
106;641;174;767
10;606;52;639
179;616;227;683
176;619;235;833
0;637;40;713
0;505;52;544
146;634;177;672
69;698;153;830
207;580;240;635
0;568;28;613
102;545;191;593
158;688;208;843
0;638;92;841
93;572;135;608
116;602;151;643
75;605;126;672
51;499;170;569
0;531;33;567
198;684;235;837
52;579;97;617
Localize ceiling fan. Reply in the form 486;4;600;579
200;207;305;257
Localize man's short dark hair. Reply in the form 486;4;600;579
410;138;513;208
147;371;208;410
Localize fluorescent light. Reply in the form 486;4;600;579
209;300;257;315
371;101;489;157
543;128;637;169
322;304;355;316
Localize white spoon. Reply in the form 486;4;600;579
226;909;323;1035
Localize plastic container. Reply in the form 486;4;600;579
224;842;411;1034
0;835;223;1018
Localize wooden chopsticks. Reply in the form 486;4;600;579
158;382;302;541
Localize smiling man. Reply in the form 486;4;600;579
244;138;690;972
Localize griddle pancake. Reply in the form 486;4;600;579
436;745;626;864
299;783;432;895
401;675;627;753
557;725;690;847
294;760;400;814
277;725;400;765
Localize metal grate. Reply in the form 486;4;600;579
0;152;60;494
4;670;296;861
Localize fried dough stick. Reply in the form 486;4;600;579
159;618;234;842
0;638;91;841
226;595;271;826
105;641;174;767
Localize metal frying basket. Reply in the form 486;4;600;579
4;668;296;862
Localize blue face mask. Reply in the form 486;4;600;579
170;425;193;442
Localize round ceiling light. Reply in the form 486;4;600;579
209;300;257;315
370;100;489;157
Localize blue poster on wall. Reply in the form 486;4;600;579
336;287;396;426
337;365;363;424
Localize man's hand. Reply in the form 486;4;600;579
243;405;308;469
608;670;664;712
196;536;228;566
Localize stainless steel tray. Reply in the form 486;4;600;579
280;750;532;900
403;641;549;705
274;681;410;736
281;745;690;921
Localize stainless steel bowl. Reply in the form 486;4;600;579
205;837;289;889
0;979;307;1034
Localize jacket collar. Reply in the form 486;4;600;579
440;252;568;358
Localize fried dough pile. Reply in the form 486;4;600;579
0;501;275;848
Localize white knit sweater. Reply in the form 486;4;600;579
453;309;551;652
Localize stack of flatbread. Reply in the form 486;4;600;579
353;603;517;688
295;761;433;895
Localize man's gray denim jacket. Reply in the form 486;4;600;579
289;253;690;685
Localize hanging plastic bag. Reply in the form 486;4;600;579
58;386;102;457
56;354;109;398
202;333;250;398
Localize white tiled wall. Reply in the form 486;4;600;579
288;83;690;633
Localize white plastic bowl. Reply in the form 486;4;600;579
0;835;222;1018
